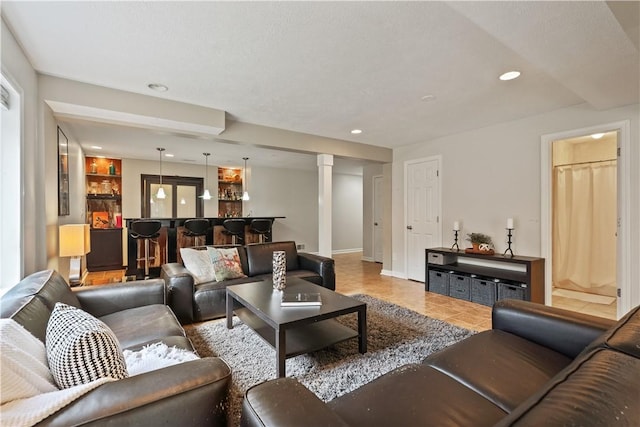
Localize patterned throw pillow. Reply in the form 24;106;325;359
180;247;217;284
46;303;128;389
207;247;247;281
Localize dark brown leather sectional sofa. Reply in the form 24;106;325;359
241;299;640;426
162;241;335;324
1;270;231;426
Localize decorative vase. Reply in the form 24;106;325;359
272;251;286;291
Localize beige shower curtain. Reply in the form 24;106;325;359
553;160;617;297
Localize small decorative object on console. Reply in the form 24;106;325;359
465;232;494;255
272;250;286;290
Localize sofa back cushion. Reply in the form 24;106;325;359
245;241;299;277
581;304;640;358
0;270;80;342
496;348;639;426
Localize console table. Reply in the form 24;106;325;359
425;247;545;304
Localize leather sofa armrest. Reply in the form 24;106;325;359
74;279;166;318
241;378;349;427
37;358;231;427
298;253;336;291
161;263;195;324
492;299;616;358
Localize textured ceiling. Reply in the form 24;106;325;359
2;1;638;171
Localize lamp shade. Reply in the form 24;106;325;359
59;224;91;257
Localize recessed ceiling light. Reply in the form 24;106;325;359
164;153;174;157
91;145;102;150
147;83;168;92
591;133;605;139
421;94;436;102
499;71;521;81
351;129;363;134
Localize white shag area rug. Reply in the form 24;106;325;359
185;294;475;426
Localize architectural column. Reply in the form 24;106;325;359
317;154;333;257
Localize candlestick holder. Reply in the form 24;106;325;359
504;228;514;258
451;230;460;252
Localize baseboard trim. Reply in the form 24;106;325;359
332;248;363;255
361;256;374;262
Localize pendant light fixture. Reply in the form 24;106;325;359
156;147;166;199
202;152;212;200
242;157;250;201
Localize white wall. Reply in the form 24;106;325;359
244;165;318;251
392;102;640;307
332;173;363;253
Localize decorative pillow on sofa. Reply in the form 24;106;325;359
207;247;247;281
46;303;128;389
180;247;217;284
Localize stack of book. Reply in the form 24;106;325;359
281;292;322;307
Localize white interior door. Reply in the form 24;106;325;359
406;158;441;281
373;175;383;263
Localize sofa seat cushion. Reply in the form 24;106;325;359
99;305;187;351
497;348;640;426
329;364;507;427
192;277;259;321
424;330;571;412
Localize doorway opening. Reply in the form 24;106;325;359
541;120;630;320
550;132;617;319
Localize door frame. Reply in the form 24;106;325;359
372;175;383;263
404;155;442;280
540;120;630;318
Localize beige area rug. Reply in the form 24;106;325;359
185;294;474;426
552;288;616;305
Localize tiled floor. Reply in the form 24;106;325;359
332;252;493;331
552;293;617;320
84;251;616;332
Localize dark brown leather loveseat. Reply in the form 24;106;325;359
1;270;232;426
241;299;639;426
162;241;335;324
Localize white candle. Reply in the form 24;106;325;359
507;218;514;229
453;221;460;231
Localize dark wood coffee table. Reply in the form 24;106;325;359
226;277;367;377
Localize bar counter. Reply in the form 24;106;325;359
124;217;284;278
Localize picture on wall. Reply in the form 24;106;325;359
57;126;70;216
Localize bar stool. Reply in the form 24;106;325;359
183;218;209;247
249;219;272;243
130;220;162;278
222;219;245;245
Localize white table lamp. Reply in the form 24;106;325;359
59;224;91;284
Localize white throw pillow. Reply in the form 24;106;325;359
46;303;128;389
180;247;216;284
0;319;58;404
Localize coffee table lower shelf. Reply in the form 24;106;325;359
235;307;359;358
